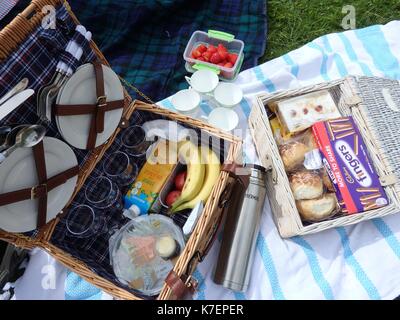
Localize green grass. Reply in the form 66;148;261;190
262;0;400;62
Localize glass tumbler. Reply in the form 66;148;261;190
103;151;138;187
121;125;153;157
66;205;106;238
85;176;123;210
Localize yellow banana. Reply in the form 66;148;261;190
172;146;221;213
170;141;205;211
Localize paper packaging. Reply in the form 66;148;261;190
124;139;177;215
312;117;388;214
275;90;341;134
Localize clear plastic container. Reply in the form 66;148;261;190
109;214;185;296
183;30;245;82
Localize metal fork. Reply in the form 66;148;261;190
36;25;86;122
43;28;92;122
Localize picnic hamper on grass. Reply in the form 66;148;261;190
0;0;243;299
249;76;400;237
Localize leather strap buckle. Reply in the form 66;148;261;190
185;275;192;286
31;183;47;200
97;95;107;107
185;275;198;291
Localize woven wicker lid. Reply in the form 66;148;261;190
349;75;400;197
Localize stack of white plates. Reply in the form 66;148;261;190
55;63;124;150
0;137;78;232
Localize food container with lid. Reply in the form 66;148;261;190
183;30;245;82
109;214;185;296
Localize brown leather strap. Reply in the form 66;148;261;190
53;61;124;150
86;61;105;149
165;271;197;300
0;166;79;206
54;101;124;116
0;158;79;229
33;142;48;228
93;61;106;134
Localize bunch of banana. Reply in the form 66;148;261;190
171;142;221;213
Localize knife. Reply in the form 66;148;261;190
0;89;34;121
0;78;29;106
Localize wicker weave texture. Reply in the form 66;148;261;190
0;0;243;300
249;76;400;237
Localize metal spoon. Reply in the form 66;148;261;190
0;124;28;152
0;126;12;146
0;125;47;163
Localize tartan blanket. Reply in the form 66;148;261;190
68;0;267;102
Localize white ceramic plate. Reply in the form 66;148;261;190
0;137;78;232
56;63;124;149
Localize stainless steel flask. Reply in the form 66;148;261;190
213;164;267;292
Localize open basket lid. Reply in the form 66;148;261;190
340;75;400;204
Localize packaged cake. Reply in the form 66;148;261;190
273;90;341;134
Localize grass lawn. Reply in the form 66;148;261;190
262;0;400;62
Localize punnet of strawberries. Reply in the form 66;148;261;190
191;43;238;68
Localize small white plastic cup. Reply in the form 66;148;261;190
213;82;243;108
185;69;219;94
201;107;239;132
171;89;201;117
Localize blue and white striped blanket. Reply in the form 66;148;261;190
5;21;400;300
160;21;400;300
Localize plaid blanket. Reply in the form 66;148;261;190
68;0;267;102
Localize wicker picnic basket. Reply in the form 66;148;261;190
249;76;400;237
0;0;243;299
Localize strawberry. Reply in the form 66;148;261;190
218;49;228;60
210;52;222;64
228;53;238;65
224;62;233;68
191;49;202;59
196;56;206;61
217;43;228;52
196;44;207;53
207;45;217;53
202;51;212;62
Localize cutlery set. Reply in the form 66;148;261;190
0;78;33;121
0;24;92;164
37;25;92;123
0;19;130;233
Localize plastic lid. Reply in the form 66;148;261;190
109;214;185;297
129;204;141;217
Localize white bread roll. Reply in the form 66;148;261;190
290;170;323;200
279;141;309;172
297;193;338;222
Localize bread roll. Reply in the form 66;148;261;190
290;170;323;200
304;129;319;150
296;193;338;222
322;170;335;192
279;141;309;171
